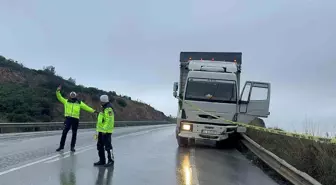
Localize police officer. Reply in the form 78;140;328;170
94;94;115;167
55;85;97;152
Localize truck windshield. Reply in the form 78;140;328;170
185;78;237;103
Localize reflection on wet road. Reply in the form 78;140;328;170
0;125;279;185
176;148;197;185
94;167;114;185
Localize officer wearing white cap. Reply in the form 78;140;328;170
55;85;97;152
94;94;115;167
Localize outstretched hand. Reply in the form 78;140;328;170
57;85;62;91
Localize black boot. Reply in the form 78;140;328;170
70;147;76;152
104;150;114;167
56;147;64;152
94;150;106;166
94;161;106;166
104;160;114;167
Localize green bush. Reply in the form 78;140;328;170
0;83;54;122
122;95;132;100
7;113;35;122
117;98;127;107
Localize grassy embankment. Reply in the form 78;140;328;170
246;126;336;185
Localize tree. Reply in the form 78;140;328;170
43;66;56;75
109;91;117;96
68;77;76;84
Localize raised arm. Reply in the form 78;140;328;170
56;90;67;104
80;101;95;113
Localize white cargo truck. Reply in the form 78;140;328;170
173;52;271;147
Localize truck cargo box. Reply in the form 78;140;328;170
178;52;242;100
180;52;242;64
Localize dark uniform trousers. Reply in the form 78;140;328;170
59;117;79;149
97;132;113;163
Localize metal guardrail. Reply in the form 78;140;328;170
0;121;173;134
241;134;322;185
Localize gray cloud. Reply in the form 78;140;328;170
0;0;335;134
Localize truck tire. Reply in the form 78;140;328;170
215;140;225;149
249;118;266;128
215;133;239;149
177;136;189;147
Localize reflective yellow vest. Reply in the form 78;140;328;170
96;103;114;133
56;90;95;119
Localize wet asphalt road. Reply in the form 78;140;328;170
0;125;279;185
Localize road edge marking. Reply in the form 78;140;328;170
44;146;96;163
190;148;200;185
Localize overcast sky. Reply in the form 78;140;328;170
0;0;335;135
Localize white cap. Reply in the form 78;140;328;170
100;95;109;103
70;91;77;97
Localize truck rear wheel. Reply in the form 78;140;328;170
177;136;189;147
249;118;266;128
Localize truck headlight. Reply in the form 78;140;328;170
182;124;191;131
181;122;192;131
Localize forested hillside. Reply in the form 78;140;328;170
0;55;168;122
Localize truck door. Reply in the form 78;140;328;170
239;81;271;118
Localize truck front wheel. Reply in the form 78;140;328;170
216;134;239;149
177;136;189;147
215;140;225;149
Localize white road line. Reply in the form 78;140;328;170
44;146;95;163
43;144;95;163
0;126;169;176
44;127;166;163
190;148;200;185
0;144;93;176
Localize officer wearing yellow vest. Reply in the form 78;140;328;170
94;94;115;167
55;85;97;152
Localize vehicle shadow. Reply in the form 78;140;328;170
189;135;241;150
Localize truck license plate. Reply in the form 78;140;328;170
202;130;218;135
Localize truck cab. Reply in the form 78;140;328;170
173;52;271;147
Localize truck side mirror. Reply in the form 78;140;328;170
173;82;178;92
173;82;178;98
